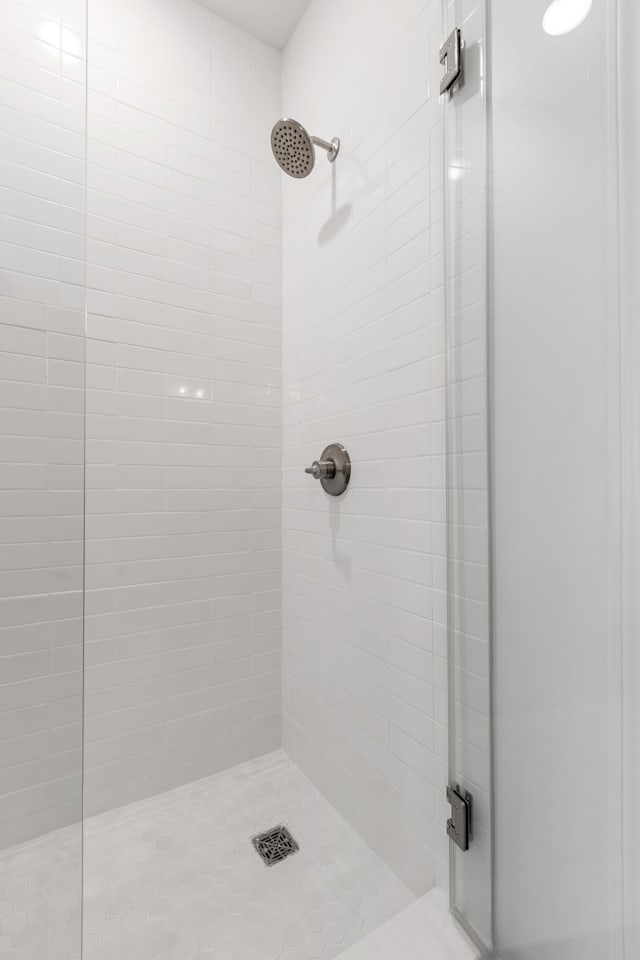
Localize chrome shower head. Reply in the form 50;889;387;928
271;118;340;178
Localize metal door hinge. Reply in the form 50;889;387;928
447;784;472;851
440;28;463;96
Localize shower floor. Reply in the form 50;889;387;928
1;751;413;960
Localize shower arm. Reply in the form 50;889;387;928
311;135;341;162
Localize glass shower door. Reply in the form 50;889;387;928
441;0;492;952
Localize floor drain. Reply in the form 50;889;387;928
252;824;299;866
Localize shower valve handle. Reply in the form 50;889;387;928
305;459;337;481
304;444;351;497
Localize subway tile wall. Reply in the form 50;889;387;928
281;0;447;895
82;0;283;815
0;0;86;849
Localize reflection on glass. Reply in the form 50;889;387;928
542;0;593;35
38;20;82;62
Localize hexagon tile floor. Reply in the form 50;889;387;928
0;751;414;960
0;820;82;959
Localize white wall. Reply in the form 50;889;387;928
281;0;447;895
82;0;283;815
0;0;86;848
491;1;624;956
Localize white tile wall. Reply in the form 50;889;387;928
82;0;283;815
0;0;86;849
281;0;446;896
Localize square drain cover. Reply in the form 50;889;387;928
252;824;299;867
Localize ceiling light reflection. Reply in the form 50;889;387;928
543;0;593;36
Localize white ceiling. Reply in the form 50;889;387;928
198;0;311;50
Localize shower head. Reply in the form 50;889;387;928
271;118;340;178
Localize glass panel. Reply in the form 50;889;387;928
490;0;625;957
442;0;493;950
0;0;87;956
619;1;639;955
